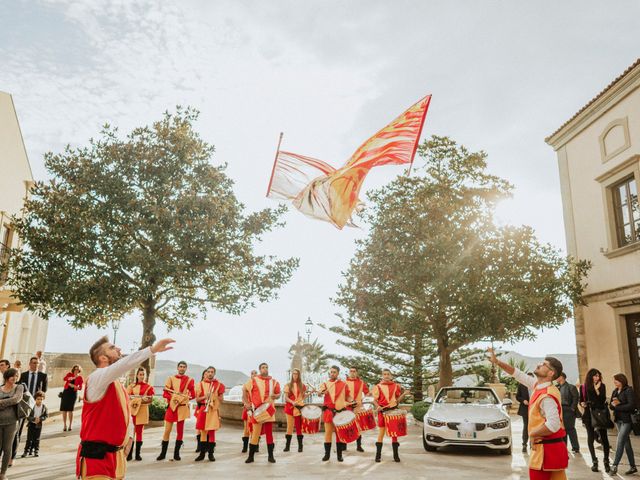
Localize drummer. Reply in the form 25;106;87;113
194;366;225;462
372;369;408;462
283;368;307;453
243;362;281;464
126;367;154;461
241;369;257;453
318;365;353;462
346;366;370;452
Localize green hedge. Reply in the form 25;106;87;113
149;397;167;421
411;401;430;422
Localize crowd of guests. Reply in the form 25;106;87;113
0;352;86;479
516;367;638;476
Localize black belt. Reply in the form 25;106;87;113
80;441;122;460
535;437;566;445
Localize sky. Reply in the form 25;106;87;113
2;0;640;381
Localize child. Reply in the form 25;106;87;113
22;391;48;457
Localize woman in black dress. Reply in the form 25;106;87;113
60;364;83;431
580;368;611;473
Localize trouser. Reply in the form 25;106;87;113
135;424;145;442
250;422;274;445
585;423;610;461
528;469;567;480
561;408;579;451
0;422;18;474
377;426;398;444
162;420;185;441
324;421;336;443
11;418;25;459
243;420;251;437
200;430;216;443
521;414;529;445
613;421;636;467
24;423;42;453
286;415;302;435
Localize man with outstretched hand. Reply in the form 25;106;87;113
488;347;568;480
76;336;175;480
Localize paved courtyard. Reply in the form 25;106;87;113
8;414;635;479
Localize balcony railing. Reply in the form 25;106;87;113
0;241;9;284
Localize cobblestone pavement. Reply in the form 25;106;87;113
8;414;629;479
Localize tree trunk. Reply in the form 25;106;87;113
437;337;453;389
412;333;423;401
140;298;157;374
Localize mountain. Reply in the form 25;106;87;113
153;359;249;389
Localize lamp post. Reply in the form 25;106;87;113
304;317;313;343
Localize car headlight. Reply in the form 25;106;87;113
427;418;446;427
488;420;509;429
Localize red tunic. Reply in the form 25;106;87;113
346;378;369;408
320;379;351;423
283;382;306;416
76;379;129;479
163;374;195;423
528;386;568;473
373;381;402;426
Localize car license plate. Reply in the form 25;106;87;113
457;431;476;439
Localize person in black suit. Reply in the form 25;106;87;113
13;357;48;460
19;357;48;396
515;373;533;453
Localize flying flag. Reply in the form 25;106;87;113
266;94;432;229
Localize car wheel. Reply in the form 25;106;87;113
423;435;437;452
499;445;512;455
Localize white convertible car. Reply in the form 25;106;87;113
423;387;512;454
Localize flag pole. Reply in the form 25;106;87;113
407;94;432;177
266;132;284;197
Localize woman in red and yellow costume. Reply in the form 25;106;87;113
283;368;307;453
126;367;154;461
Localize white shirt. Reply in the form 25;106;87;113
511;368;561;433
33;404;44;419
37;358;47;374
86;347;154;403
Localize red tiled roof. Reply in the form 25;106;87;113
546;58;640;142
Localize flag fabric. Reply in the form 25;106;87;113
266;94;432;229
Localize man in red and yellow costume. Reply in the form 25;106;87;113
241;369;257;453
346;366;370;452
126;367;154;461
76;336;173;480
194;366;225;462
318;365;353;462
243;362;281;464
372;369;407;462
157;361;195;462
489;348;568;480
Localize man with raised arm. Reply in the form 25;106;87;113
76;336;174;480
488;348;568;480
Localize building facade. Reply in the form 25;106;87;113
0;91;49;361
547;59;640;387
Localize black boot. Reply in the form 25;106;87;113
357;436;364;452
245;443;257;463
135;441;143;461
604;457;611;473
127;443;134;461
591;458;599;472
322;442;331;461
283;434;292;452
375;442;383;462
156;440;169;461
173;440;183;461
337;442;344;462
208;442;216;462
242;436;249;453
297;434;304;452
34;438;40;457
267;443;276;463
195;441;208;461
392;442;400;462
195;435;201;453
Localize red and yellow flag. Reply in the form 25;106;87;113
266;95;432;229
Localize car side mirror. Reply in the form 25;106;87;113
502;398;513;406
425;397;433;404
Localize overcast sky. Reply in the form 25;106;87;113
2;0;639;381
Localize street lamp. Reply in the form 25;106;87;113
304;317;313;343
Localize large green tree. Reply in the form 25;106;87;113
333;136;589;388
7;108;298;361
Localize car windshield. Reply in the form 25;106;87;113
435;388;498;405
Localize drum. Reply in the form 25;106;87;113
301;405;322;434
253;402;276;423
383;409;408;437
355;404;376;431
333;410;359;444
